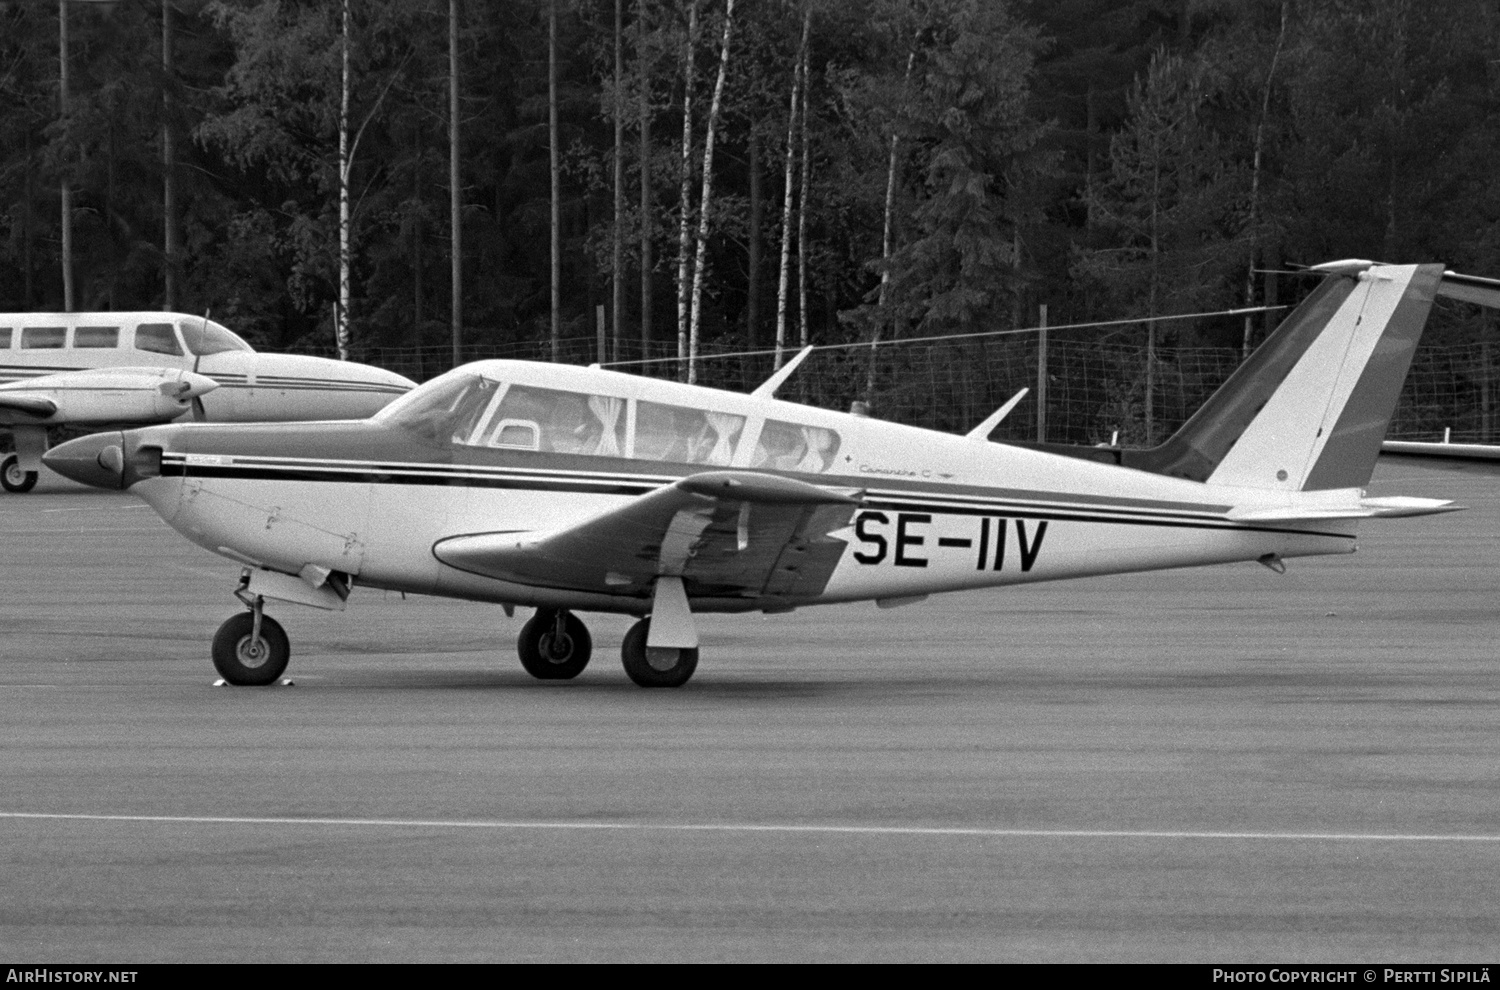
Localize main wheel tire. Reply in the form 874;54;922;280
517;608;592;680
620;618;698;688
211;612;290;686
1;454;38;493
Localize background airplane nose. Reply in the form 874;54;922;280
180;371;220;399
42;432;128;490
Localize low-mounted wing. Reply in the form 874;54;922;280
434;469;862;602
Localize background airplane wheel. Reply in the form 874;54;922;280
517;608;592;680
211;612;290;686
620;618;698;688
1;454;38;493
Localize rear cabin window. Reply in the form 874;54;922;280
635;401;744;466
74;326;120;348
751;419;841;472
21;327;66;349
134;323;182;355
464;384;627;457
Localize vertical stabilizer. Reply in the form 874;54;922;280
1123;262;1442;491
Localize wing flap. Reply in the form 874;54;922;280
433;470;862;599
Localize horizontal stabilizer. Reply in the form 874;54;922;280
1381;439;1500;462
1438;270;1500;309
1229;496;1461;522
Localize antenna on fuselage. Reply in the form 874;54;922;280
965;388;1030;440
750;346;814;400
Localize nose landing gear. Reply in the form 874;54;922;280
212;592;290;686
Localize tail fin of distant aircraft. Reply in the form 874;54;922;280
1123;261;1444;492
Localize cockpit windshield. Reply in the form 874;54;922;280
178;319;253;355
377;371;498;444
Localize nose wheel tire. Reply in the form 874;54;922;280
620;618;698;688
212;612;290;686
1;454;38;493
517;608;592;680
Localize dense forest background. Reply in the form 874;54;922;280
2;0;1498;440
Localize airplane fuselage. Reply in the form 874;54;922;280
87;360;1357;617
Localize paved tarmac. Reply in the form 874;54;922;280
0;459;1497;962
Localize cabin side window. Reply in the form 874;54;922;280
134;323;183;355
74;326;120;348
464;384;627;456
752;419;841;472
634;401;745;466
0;328;11;349
20;327;66;349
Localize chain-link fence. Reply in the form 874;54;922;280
300;333;1499;447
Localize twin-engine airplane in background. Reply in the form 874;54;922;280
46;261;1461;689
0;312;415;492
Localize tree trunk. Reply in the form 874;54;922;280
612;0;625;362
863;48;914;406
413;125;424;365
674;0;700;376
162;0;178;310
638;0;653;357
686;0;735;385
549;0;561;361
1242;0;1288;357
775;8;809;370
23;126;33;308
337;0;351;360
796;57;810;350
746;129;761;351
449;0;462;368
59;0;73;313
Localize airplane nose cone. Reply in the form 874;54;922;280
42;432;128;490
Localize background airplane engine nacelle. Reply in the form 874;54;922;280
0;368;216;425
194;352;414;422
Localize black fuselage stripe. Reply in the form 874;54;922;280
160;464;1349;538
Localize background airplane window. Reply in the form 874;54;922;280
753;419;841;472
476;385;624;456
74;326;120;348
0;328;11;348
179;319;252;355
20;327;66;349
134;323;183;355
635;401;744;465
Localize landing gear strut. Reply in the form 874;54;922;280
517;608;592;680
620;618;698;688
1;454;37;493
212;592;290;686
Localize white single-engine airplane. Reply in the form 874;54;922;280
0;311;415;492
44;261;1461;688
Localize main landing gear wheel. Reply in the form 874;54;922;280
620;618;698;688
1;454;37;493
212;611;290;686
517;608;592;680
